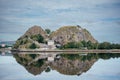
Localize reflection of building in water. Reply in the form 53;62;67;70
48;57;54;62
1;52;5;56
13;53;97;76
0;51;12;56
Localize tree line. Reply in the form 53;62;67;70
60;41;120;49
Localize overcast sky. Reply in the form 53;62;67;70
0;0;120;43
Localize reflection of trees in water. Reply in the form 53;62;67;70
61;53;120;61
13;53;120;76
96;53;120;59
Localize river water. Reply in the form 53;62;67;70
0;52;120;80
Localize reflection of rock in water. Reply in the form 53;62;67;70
13;53;98;76
26;61;48;75
50;57;96;75
13;54;48;75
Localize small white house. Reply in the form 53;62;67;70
47;40;56;49
1;52;5;56
1;44;6;47
48;40;54;46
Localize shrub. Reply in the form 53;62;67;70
30;34;44;43
29;43;37;49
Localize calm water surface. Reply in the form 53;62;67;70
0;52;120;80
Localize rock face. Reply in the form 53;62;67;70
22;25;47;39
50;25;97;45
13;25;48;49
13;25;97;49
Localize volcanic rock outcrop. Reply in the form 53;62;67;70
13;25;97;49
50;25;97;45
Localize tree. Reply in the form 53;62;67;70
60;40;120;49
76;41;83;49
0;45;2;48
98;42;111;49
29;43;37;49
81;40;87;47
31;34;44;43
86;41;96;49
37;34;44;43
45;29;51;34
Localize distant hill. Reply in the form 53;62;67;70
13;25;97;49
0;41;15;46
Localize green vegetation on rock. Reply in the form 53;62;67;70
29;43;37;49
45;29;51;34
13;37;32;49
13;26;47;49
13;25;120;49
49;26;97;45
30;34;44;43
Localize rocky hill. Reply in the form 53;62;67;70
50;25;97;45
13;25;97;49
13;25;48;49
22;25;47;39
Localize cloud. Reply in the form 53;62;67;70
0;0;120;42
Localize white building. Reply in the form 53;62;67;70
48;40;54;46
47;40;56;49
1;44;6;47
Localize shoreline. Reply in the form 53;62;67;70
0;48;120;53
10;49;120;53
